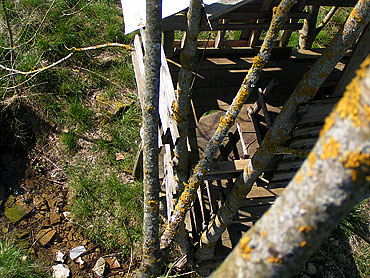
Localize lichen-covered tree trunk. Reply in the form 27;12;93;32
140;0;162;276
171;0;203;255
197;0;370;260
210;55;370;278
160;0;296;250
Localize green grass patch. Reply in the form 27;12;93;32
0;238;48;278
69;164;143;256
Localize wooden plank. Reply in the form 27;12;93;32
164;144;176;220
205;0;257;20
224;11;307;21
296;99;338;126
290;137;317;149
276;159;304;171
132;35;145;108
247;186;284;198
141;30;180;145
271;171;296;181
292;125;322;138
163;30;175;58
207;159;249;175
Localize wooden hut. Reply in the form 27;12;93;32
129;0;368;261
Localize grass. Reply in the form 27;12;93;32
0;238;48;278
0;0;143;263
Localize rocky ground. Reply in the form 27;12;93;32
0;157;132;278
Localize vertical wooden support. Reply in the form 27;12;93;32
247;0;272;47
163;31;175;58
299;5;320;49
215;19;229;48
279;0;306;47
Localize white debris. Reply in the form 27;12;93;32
52;264;70;278
92;257;106;277
76;257;84;265
69;246;86;260
55;251;65;263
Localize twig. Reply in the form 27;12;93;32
315;6;338;36
61;0;94;17
0;43;133;89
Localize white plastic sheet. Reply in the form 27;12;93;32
121;0;219;34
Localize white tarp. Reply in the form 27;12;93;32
121;0;219;34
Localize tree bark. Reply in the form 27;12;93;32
140;0;162;276
210;55;370;278
160;0;297;250
172;0;204;255
197;0;370;260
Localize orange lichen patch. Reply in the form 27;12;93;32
364;105;370;121
308;153;315;171
320;137;341;160
320;115;335;137
306;171;313;178
295;172;303;184
300;241;307;247
267;257;283;264
342;151;370;181
148;200;159;213
336;56;370;126
172;101;182;122
240;236;253;260
342;151;370;168
261;230;267;237
299;225;312;233
146;105;154;112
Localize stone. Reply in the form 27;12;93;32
52;264;70;278
50;209;61;225
306;263;317;275
36;228;56;246
4;196;32;224
92;257;106;277
106;256;120;269
69;246;87;261
16;228;31;239
55;251;65;263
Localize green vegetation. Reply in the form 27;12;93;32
0;0;142;261
0;238;48;278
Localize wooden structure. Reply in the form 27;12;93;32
131;0;367;262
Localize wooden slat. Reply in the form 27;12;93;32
296;99;338;126
247;186;284;198
276;159;304;171
305;0;356;6
290;137;317;149
271;171;296;181
292;125;322;138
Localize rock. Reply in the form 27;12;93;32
4;196;32;223
52;264;70;278
50;209;61;225
106;256;120;269
16;227;31;239
306;263;317;275
69;246;87;261
36;228;56;246
92;257;106;277
55;251;65;263
76;257;85;269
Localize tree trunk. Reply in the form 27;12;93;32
210;55;370;278
172;0;204;256
160;0;297;250
140;0;162;276
197;0;370;260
